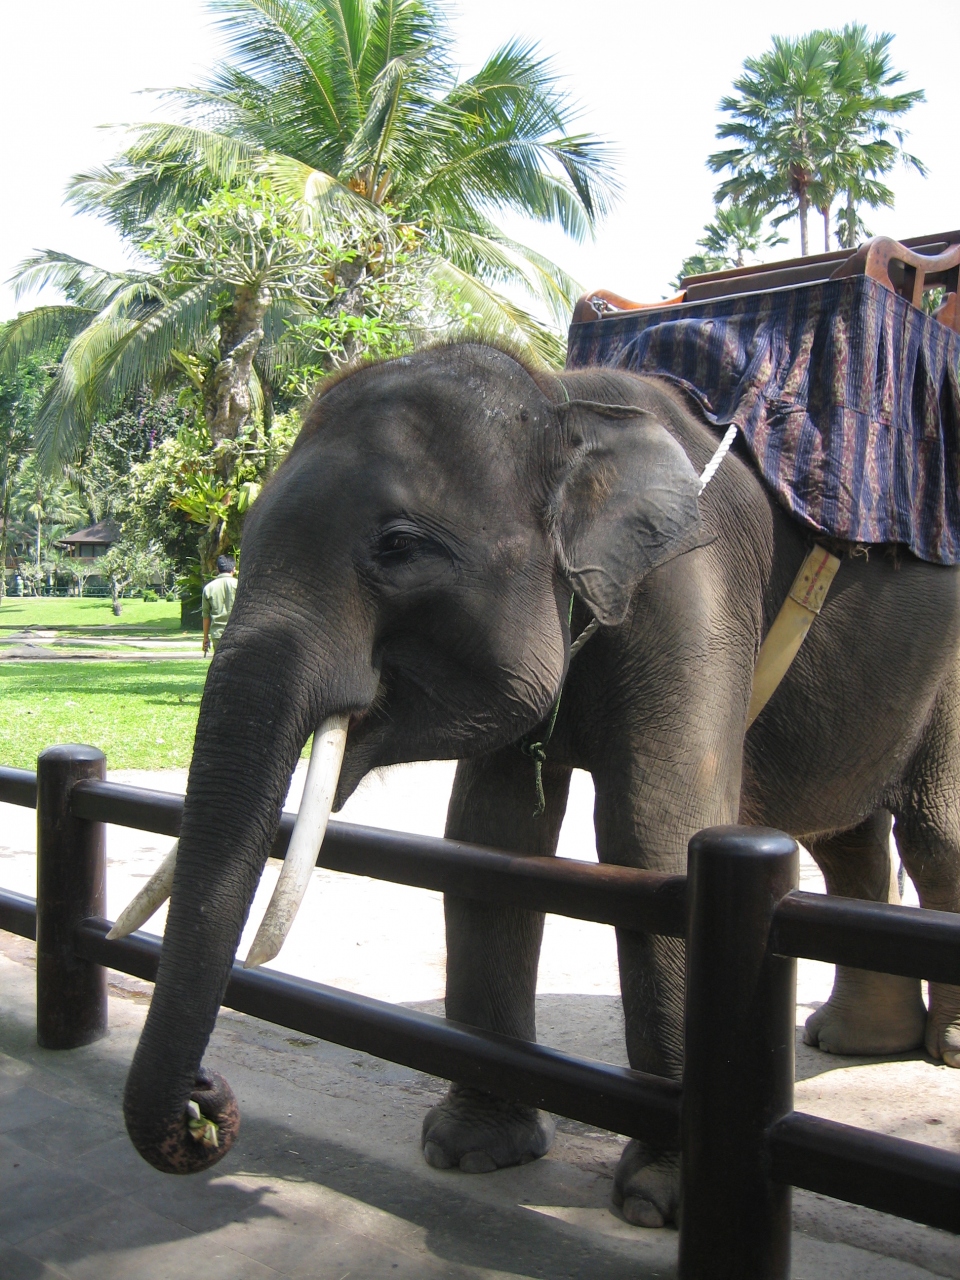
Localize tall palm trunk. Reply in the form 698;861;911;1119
797;184;809;257
842;190;857;249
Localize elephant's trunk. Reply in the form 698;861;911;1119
122;610;373;1174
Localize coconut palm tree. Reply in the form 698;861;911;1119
68;0;616;350
4;0;615;474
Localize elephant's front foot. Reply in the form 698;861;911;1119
421;1084;555;1173
803;967;926;1056
925;983;960;1067
612;1140;679;1228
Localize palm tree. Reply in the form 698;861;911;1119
708;32;835;257
708;28;924;256
676;204;787;283
819;26;925;250
3;0;615;476
69;0;616;353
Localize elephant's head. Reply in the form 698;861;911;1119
117;343;702;1173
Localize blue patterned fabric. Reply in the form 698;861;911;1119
566;276;960;564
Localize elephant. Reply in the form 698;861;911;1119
114;341;960;1229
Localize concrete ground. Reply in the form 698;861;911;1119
1;763;958;1278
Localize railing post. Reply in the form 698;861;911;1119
678;826;798;1279
36;745;108;1049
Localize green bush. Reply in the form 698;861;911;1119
142;589;159;602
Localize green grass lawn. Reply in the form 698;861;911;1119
0;661;208;770
0;597;187;636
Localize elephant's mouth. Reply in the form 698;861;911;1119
340;654;551;790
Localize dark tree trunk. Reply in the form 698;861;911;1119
202;287;269;448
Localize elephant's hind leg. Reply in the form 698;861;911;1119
421;750;571;1173
892;712;960;1066
804;811;926;1056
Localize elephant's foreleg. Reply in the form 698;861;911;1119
421;750;571;1173
804;811;926;1056
610;931;685;1227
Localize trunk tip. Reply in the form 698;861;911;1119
125;1068;240;1175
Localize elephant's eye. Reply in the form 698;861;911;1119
375;527;424;564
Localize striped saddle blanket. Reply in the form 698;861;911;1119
566;275;960;565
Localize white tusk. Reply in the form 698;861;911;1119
244;715;349;968
106;840;179;939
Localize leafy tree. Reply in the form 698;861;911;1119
114;410;301;583
68;0;616;359
7;456;86;582
0;339;64;600
709;28;924;255
675;204;786;284
0;179;436;472
98;539;167;615
77;392;191;523
67;556;104;598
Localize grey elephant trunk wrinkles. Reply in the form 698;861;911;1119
123;608;373;1173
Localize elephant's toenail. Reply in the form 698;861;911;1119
622;1196;665;1228
423;1141;456;1169
943;1049;960;1068
459;1151;498;1173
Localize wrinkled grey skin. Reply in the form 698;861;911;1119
123;343;960;1228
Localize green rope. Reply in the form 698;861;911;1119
520;597;597;818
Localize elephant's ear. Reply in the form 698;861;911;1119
551;411;703;626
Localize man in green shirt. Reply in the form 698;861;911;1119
201;555;237;654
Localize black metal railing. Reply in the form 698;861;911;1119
1;745;958;1279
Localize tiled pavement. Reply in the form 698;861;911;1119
3;930;960;1279
1;762;959;1278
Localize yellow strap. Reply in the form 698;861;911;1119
746;545;841;729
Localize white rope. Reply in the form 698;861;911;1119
698;424;739;493
569;617;599;657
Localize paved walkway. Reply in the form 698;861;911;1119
0;627;201;661
2;764;958;1278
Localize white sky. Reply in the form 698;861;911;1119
1;0;957;323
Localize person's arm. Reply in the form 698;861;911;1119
201;587;212;653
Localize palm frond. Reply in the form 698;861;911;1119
260;153;389;235
0;306;96;374
356;0;442;97
11;250;145;308
32;281;217;469
427;258;566;367
208;0;353;139
67;124;258;236
433;224;580;331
